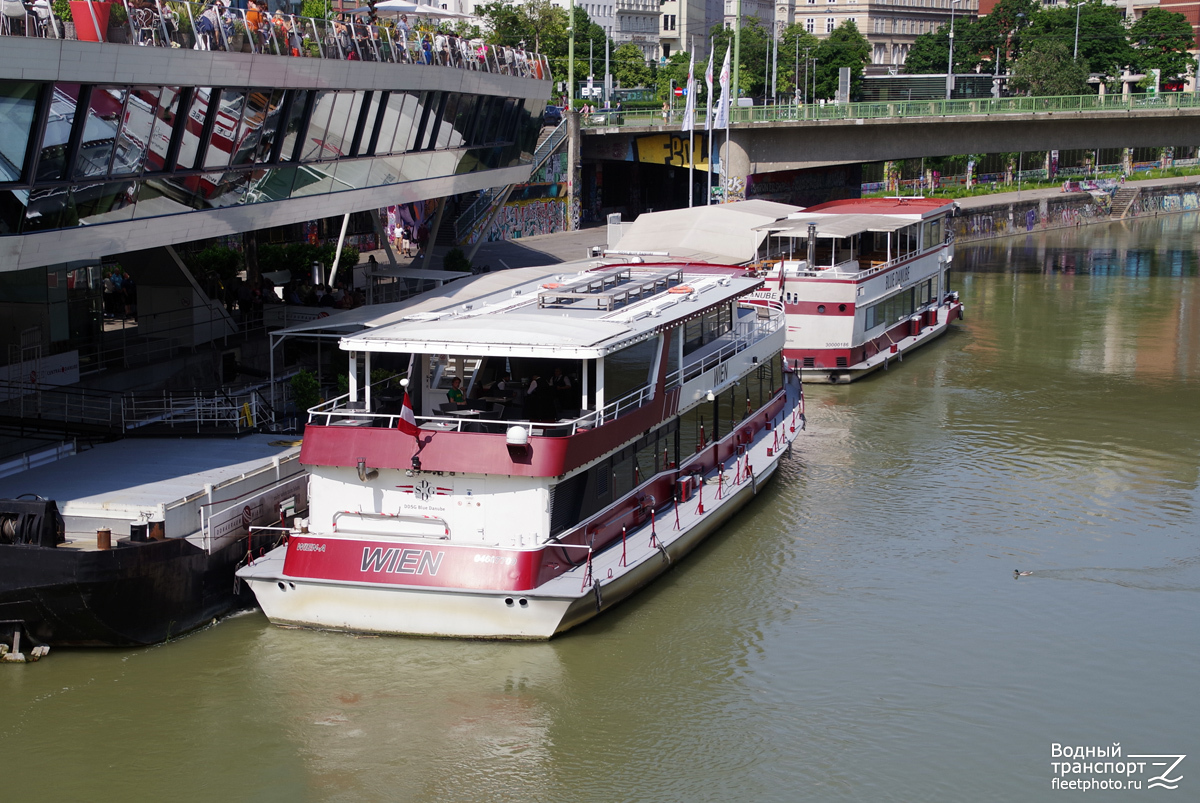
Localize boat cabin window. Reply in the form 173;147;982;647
863;286;916;331
922;217;942;250
606;338;660;406
682;304;732;357
896;225;920;259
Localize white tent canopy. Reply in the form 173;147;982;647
611;201;803;265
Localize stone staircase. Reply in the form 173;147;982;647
1111;185;1141;219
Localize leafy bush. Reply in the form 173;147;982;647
185;245;242;283
290;370;320;416
443;247;472;273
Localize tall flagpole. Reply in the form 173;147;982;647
683;45;696;207
705;37;714;206
716;43;731;204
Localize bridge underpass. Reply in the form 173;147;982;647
580;96;1200;211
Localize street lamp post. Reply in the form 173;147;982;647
567;0;575;111
946;0;962;100
1073;0;1081;60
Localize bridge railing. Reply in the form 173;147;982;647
1;1;550;82
583;92;1200;129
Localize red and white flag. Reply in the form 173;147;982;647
396;391;419;437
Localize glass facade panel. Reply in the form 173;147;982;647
230;89;284;167
279;89;309;162
177;88;215;171
73;86;128;180
204;89;247;170
322;91;360;158
0;80;540;237
73;181;137;225
110;87;161;177
434;93;460;149
143;86;184;174
0;81;40;183
38;83;82;182
301;91;337;161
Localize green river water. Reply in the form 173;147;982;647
2;213;1198;802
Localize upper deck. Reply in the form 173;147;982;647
754;197;956;284
300;260;786;478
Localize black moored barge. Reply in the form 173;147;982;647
0;436;306;647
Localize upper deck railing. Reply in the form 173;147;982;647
308;300;785;435
582;91;1198;130
2;0;549;80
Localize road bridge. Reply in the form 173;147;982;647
581;94;1200;200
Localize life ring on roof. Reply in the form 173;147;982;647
542;282;561;289
668;285;694;294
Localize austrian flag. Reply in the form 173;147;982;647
396;392;419;436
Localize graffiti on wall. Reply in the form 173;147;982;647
461;153;581;244
744;164;863;207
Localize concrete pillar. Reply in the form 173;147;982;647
721;132;752;202
567;107;581;230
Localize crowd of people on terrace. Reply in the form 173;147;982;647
1;0;545;78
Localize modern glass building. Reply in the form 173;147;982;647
0;32;550;373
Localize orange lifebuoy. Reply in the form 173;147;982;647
668;285;694;294
542;282;561;289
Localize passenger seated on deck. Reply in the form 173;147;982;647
446;377;466;408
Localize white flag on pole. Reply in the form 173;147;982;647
681;50;697;132
714;43;731;129
704;39;714;131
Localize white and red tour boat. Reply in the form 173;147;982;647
752;197;963;383
237;260;804;638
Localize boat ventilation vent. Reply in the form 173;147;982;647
537;267;684;311
835;357;848;368
802;357;816;369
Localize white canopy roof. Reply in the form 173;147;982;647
612;200;802;264
755;213;921;238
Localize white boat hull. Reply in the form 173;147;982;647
240;387;800;639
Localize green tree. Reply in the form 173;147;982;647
711;17;771;98
777;24;821;100
300;0;329;20
1130;8;1195;83
613;41;652;89
814;20;870;100
1009;39;1089;96
654;50;693;102
957;0;1039;75
1023;1;1131;78
904;27;951;75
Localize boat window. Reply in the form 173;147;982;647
606;338;658;405
917;278;934;305
896;224;920;259
682;304;732;358
922;217;942;250
863;287;916;331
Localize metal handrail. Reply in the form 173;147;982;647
6;1;550;82
582;91;1200;130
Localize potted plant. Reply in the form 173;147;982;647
68;0;110;41
107;0;129;43
51;0;74;38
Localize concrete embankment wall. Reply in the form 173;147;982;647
952;180;1200;243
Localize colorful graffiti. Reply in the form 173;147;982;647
461;154;581;244
954;184;1197;243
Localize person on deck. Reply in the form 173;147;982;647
446;377;466;408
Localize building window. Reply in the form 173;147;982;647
805;17;815;31
826;16;835;32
